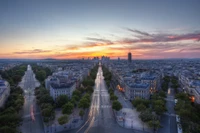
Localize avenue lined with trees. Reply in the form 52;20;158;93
57;64;98;125
0;65;27;133
102;66;122;112
175;92;200;133
132;92;167;131
34;87;55;122
102;65;112;88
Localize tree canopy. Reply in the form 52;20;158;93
62;102;74;115
56;95;69;108
58;115;68;125
112;100;122;111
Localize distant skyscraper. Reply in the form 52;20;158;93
128;52;132;63
118;57;120;62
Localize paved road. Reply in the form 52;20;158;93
59;63;146;133
19;65;44;133
158;88;177;133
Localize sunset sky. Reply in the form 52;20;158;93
0;0;200;59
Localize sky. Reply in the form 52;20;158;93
0;0;200;59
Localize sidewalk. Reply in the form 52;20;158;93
115;108;152;133
114;89;152;133
44;108;85;133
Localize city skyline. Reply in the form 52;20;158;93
0;0;200;59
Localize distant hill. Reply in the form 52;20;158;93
43;58;57;60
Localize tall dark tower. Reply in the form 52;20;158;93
128;52;132;63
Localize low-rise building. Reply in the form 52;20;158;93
141;76;158;92
50;82;76;100
124;81;150;100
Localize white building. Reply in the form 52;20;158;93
124;81;150;100
50;82;76;101
0;80;10;108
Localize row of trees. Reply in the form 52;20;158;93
32;64;55;123
161;76;170;91
31;64;52;85
102;65;112;88
0;87;25;133
0;64;27;133
0;64;27;86
162;75;180;93
175;93;200;133
132;92;167;131
108;89;122;111
103;67;122;112
171;76;180;93
35;87;55;122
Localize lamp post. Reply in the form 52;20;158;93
131;120;133;128
143;121;144;131
54;123;56;133
152;111;156;133
123;112;126;127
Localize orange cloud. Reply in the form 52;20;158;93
1;29;200;59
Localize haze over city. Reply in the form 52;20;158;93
0;0;200;59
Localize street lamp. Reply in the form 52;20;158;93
123;112;126;127
152;111;156;133
54;123;56;132
131;120;133;128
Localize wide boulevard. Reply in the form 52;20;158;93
19;65;44;133
59;63;146;133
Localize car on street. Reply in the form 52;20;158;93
174;99;178;104
176;115;180;123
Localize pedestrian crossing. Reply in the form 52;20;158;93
91;105;111;108
165;98;174;102
93;94;109;96
163;112;176;117
94;90;108;92
22;112;41;118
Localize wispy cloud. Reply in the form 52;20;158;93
124;28;200;43
14;49;51;54
7;29;200;59
85;37;114;45
126;28;151;37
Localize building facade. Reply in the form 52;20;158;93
128;52;132;63
50;82;76;100
125;82;150;100
0;80;10;108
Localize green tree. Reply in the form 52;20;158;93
42;108;52;117
132;98;149;107
39;94;54;105
152;99;166;115
79;110;85;120
41;103;53;110
72;90;81;97
139;109;153;122
62;102;74;114
70;97;77;107
36;70;46;82
0;126;17;133
56;95;69;108
58;115;68;125
110;94;118;101
108;88;114;94
78;97;90;109
159;91;166;98
136;104;146;112
82;93;90;101
175;92;189;101
86;86;94;94
112;100;122;111
148;120;161;131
